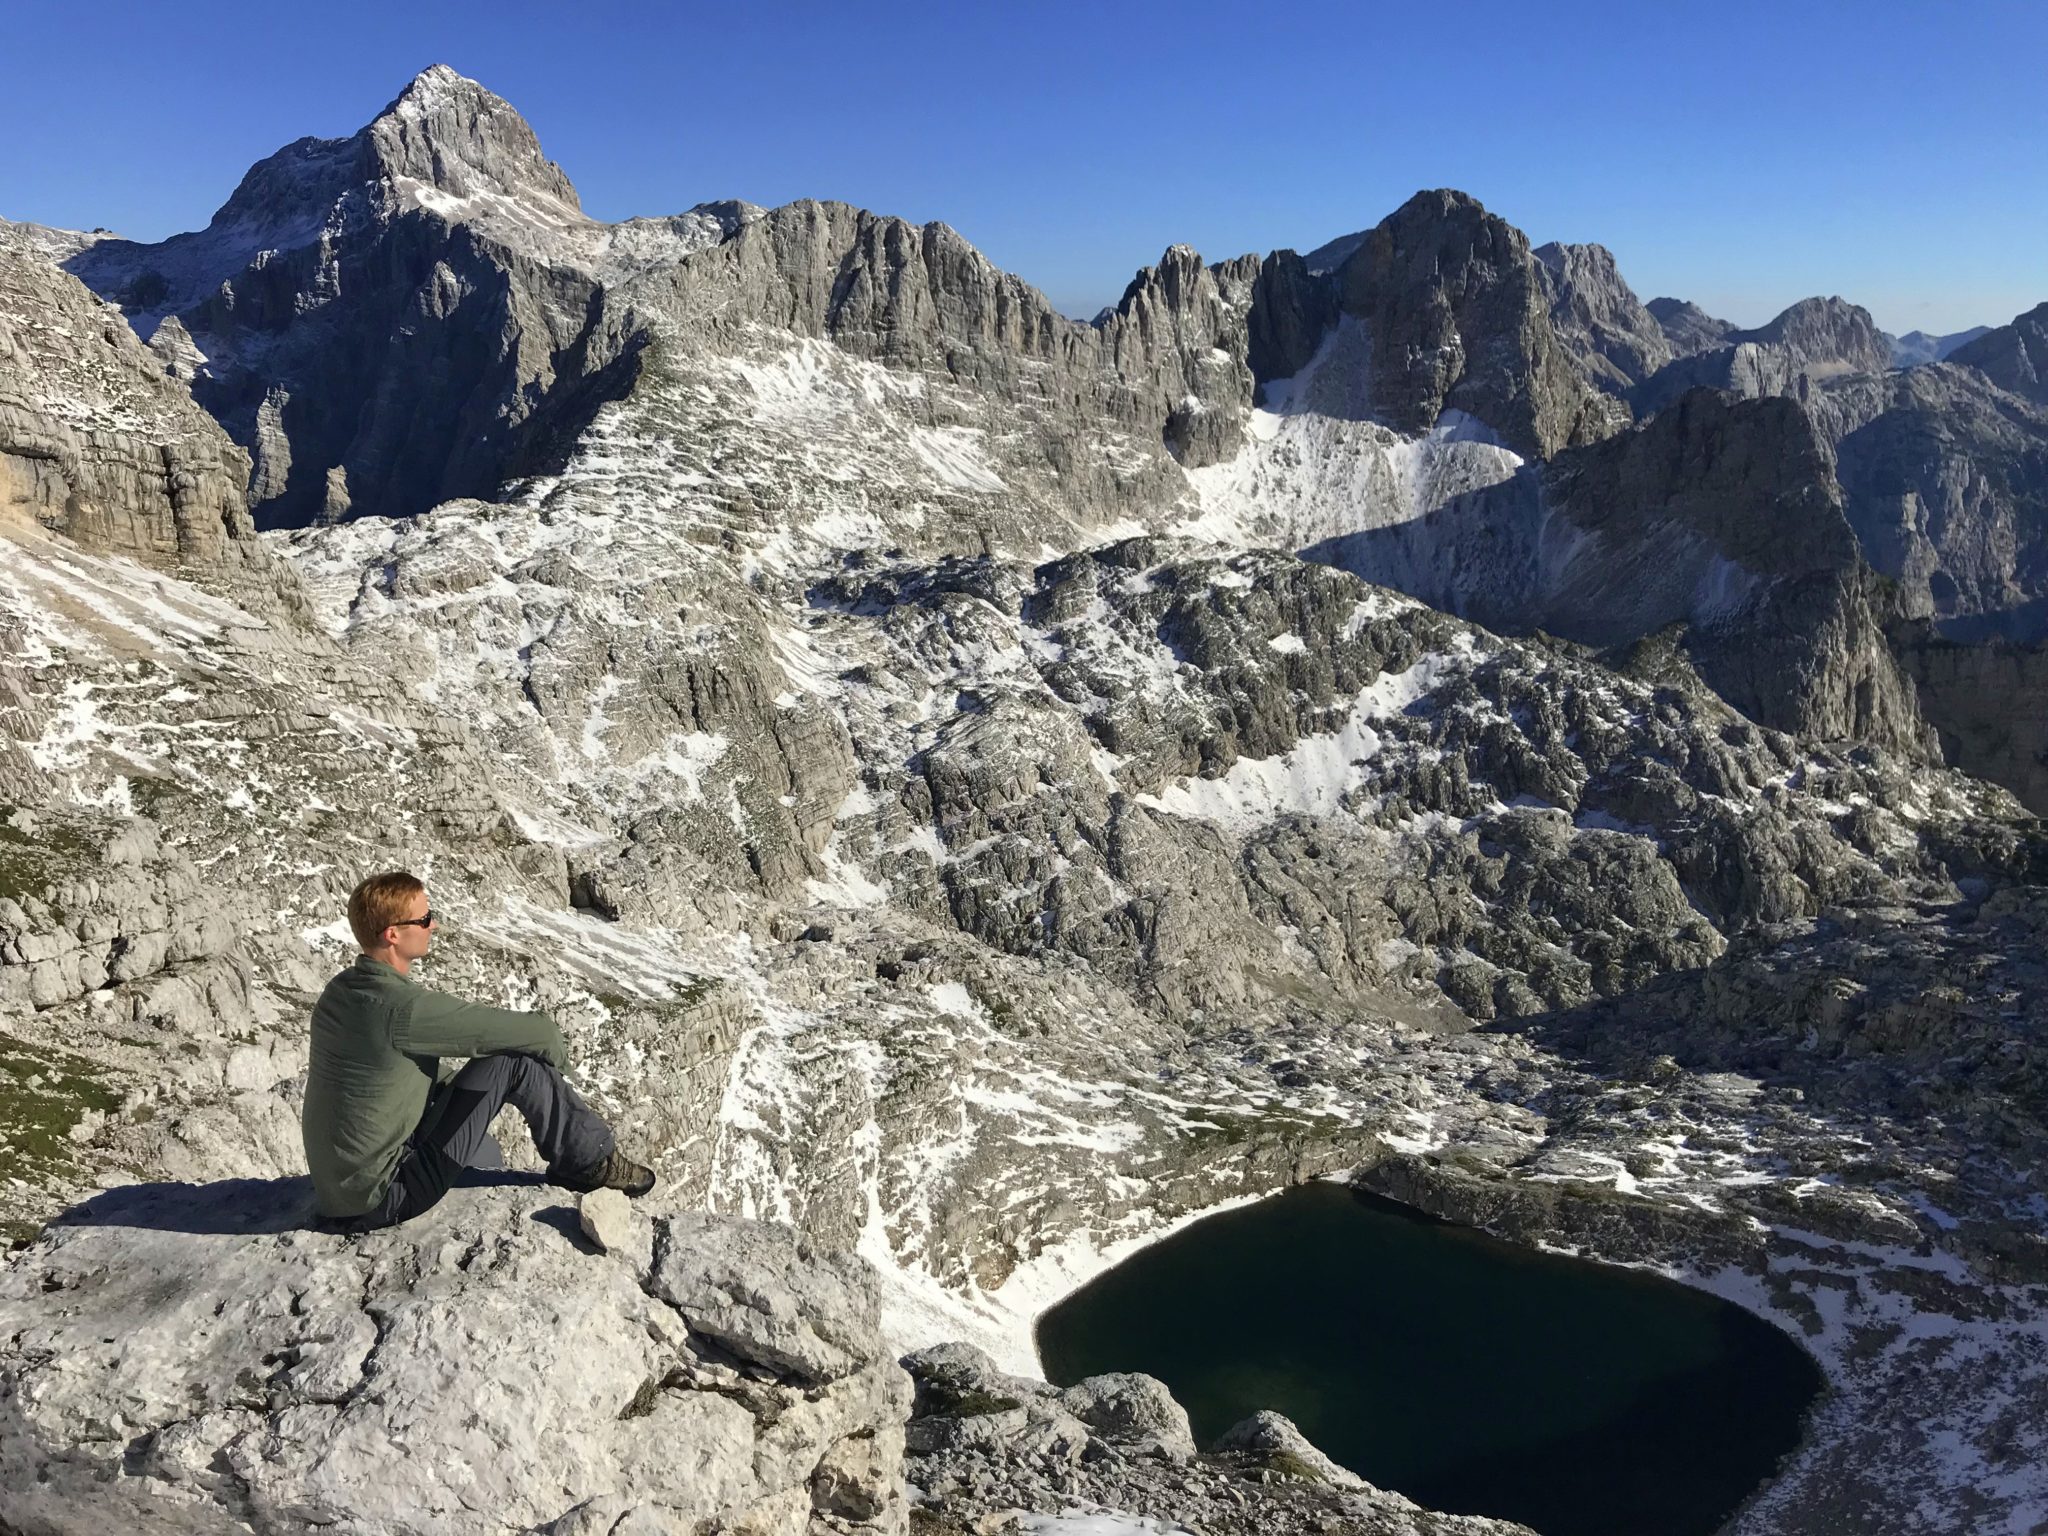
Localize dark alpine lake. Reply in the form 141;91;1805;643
1036;1182;1821;1536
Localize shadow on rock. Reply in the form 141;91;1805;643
526;1201;601;1253
48;1169;549;1236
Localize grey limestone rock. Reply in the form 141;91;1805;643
1533;240;1674;391
578;1186;646;1261
1212;1410;1365;1489
1241;247;1338;389
1057;1372;1197;1460
1889;324;1991;368
1310;387;1933;757
1810;361;2048;623
651;1208;888;1387
1949;300;2048;405
1631;296;1893;418
1740;296;1894;377
899;1343;1534;1535
0;1180;912;1535
1549;392;1931;754
62;67;755;529
0;228;303;622
626;203;1254;475
1790;357;2048;812
1646;294;1738;357
1894;624;2048;813
1337;190;1627;458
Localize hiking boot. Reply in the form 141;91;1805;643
554;1148;656;1197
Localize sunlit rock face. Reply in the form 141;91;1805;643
0;1181;915;1535
1950;301;2048;408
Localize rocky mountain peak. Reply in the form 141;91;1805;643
1337;189;1624;457
189;65;578;255
1114;242;1209;310
1628;294;1894;419
1534;239;1621;284
1532;239;1674;391
1889;324;1992;368
363;62;582;213
1645;295;1737;357
1950;299;2048;405
1737;295;1890;376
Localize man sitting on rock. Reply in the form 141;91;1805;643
303;870;654;1231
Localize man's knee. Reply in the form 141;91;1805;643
451;1052;557;1093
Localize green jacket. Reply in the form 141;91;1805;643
301;955;568;1218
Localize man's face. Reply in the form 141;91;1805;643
385;889;438;963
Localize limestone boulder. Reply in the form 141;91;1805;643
0;1179;910;1535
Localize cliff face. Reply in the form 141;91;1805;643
1538;393;1930;756
0;1181;915;1536
2;227;251;563
0;226;304;621
1646;295;1738;358
1533;240;1675;391
1950;301;2048;406
1895;624;2048;814
1290;387;1934;757
618;204;1256;473
1811;362;2048;623
1335;191;1627;458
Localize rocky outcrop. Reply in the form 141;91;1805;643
1334;191;1625;458
0;1180;912;1535
2;231;243;557
1631;297;1893;417
1305;388;1933;756
1894;624;2048;813
0;227;297;618
1540;390;1931;754
1950;300;2048;405
1646;295;1737;357
1809;362;2048;622
624;205;1254;470
1241;248;1339;388
1497;888;2048;1278
901;1343;1533;1535
1741;296;1893;377
0;809;241;1013
65;63;1265;525
1532;240;1673;391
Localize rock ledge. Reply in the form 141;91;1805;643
0;1179;910;1535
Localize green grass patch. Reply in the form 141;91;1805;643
1263;1450;1327;1483
0;809;100;905
0;1033;121;1184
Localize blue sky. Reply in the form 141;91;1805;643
5;0;2042;334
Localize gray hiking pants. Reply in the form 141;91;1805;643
336;1053;616;1232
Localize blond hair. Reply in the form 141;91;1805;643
347;870;425;952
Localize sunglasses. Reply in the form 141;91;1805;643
389;910;437;930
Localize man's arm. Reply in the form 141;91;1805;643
396;988;570;1071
